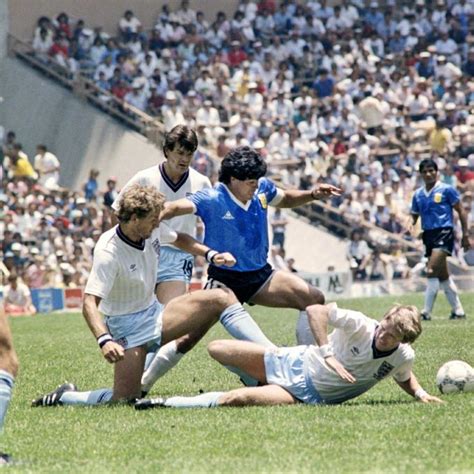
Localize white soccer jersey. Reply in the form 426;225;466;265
113;164;211;244
305;304;414;404
85;223;177;316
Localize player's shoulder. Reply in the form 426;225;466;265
94;227;119;254
396;342;415;361
188;167;211;184
129;165;160;183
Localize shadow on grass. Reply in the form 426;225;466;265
345;399;415;407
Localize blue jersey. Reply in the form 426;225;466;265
189;178;282;272
411;182;459;230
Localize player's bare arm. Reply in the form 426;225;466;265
395;372;443;404
160;199;195;220
275;184;343;208
306;304;356;384
82;294;125;364
453;202;470;251
173;232;236;267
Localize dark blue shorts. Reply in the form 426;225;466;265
422;227;454;257
205;263;274;304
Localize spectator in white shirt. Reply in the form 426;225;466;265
4;275;37;317
119;10;142;41
34;145;60;190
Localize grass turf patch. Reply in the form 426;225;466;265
4;293;474;473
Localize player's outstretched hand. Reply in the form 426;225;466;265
213;252;237;267
311;184;343;199
418;393;444;404
324;356;356;384
101;341;125;364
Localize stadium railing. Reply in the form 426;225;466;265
294;199;424;257
7;34;164;142
7;33;428;258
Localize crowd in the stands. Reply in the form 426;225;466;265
3;0;473;306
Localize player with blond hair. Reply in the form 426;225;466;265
136;303;442;409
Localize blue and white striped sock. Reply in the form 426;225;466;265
0;370;14;431
163;392;224;408
219;303;275;348
60;388;113;406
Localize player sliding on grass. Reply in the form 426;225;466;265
410;158;470;321
141;146;342;393
31;184;269;406
136;303;443;409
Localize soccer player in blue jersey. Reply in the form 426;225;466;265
411;158;470;321
141;146;342;391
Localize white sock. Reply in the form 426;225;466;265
441;277;464;315
60;388;113;405
0;370;14;431
220;303;276;348
296;311;315;345
423;278;439;316
164;392;223;408
141;341;183;394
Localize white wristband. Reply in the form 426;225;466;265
319;344;334;358
205;250;218;264
415;388;428;400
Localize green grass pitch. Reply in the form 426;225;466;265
4;293;474;473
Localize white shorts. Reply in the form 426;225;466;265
105;300;164;352
157;246;193;284
264;346;323;405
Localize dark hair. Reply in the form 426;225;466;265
163;125;198;157
218;146;267;184
37;144;47;152
419;158;438;173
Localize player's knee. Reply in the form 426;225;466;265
207;340;228;360
309;287;325;305
0;348;19;377
212;287;238;310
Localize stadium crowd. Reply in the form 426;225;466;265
2;0;474;312
29;1;474;245
0;130;118;305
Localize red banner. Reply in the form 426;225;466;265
64;288;83;309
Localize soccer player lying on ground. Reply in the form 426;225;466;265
135;303;443;409
410;158;470;321
141;146;342;392
31;184;264;406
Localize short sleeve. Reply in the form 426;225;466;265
328;303;371;332
392;360;414;383
85;249;118;299
258;178;282;206
111;173;151;211
410;193;419;215
158;222;178;244
188;188;213;219
445;186;460;206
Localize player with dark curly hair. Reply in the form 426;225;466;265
140;146;342;392
410;158;470;321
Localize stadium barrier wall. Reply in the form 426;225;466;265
0;57;164;189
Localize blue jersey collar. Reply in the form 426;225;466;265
222;184;252;211
422;180;441;197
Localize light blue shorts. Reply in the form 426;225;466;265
157;246;193;284
264;346;323;405
105;300;164;352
